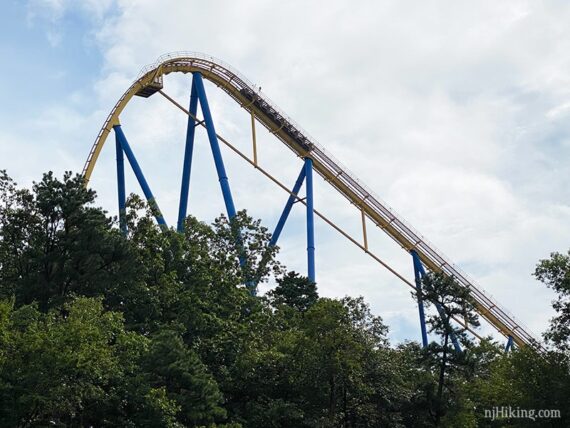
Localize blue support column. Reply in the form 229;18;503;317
192;72;237;219
505;335;514;352
435;304;462;353
270;166;306;247
115;137;127;235
177;78;199;232
113;125;167;227
411;250;462;352
411;250;429;348
305;158;315;283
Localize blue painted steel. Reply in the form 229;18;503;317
435;304;462;353
191;73;253;292
177;78;199;232
192;72;237;219
269;166;306;247
411;250;429;347
113;125;167;227
505;335;514;352
115;137;127;234
412;250;462;352
305;158;316;282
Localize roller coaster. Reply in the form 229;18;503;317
83;52;538;350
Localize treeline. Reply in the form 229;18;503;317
0;171;568;427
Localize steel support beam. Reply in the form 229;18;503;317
251;110;258;166
435;304;462;353
505;335;514;352
192;72;237;219
412;250;462;352
411;250;429;347
305;158;315;283
113;125;167;227
269;165;306;247
115;138;127;235
177;78;199;232
192;73;254;292
253;164;307;289
361;208;368;251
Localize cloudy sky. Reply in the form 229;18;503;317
2;0;570;345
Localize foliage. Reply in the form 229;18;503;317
0;170;569;427
413;272;481;425
0;297;148;426
267;271;318;313
534;251;570;350
0;171;135;312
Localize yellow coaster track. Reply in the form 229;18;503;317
83;52;539;348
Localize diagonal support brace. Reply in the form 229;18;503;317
192;72;237;219
263;160;315;284
270;165;306;247
411;250;462;352
435;303;462;353
177;78;199;232
412;250;429;347
114;125;167;228
192;73;253;292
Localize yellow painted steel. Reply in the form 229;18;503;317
361;208;369;251
83;54;537;349
251;110;258;166
152;93;485;342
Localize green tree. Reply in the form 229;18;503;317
470;347;570;427
143;330;226;426
0;171;136;312
416;272;480;426
534;250;570;350
268;271;318;313
11;169;570;427
0;297;149;427
225;294;416;427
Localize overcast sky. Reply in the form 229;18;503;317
2;0;570;345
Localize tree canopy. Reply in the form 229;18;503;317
0;170;568;427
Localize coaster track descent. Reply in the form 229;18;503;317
83;52;538;349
